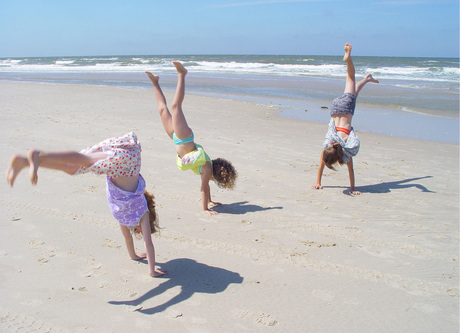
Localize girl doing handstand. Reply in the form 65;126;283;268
5;132;166;277
146;62;237;215
312;43;379;195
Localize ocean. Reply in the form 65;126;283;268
1;55;458;143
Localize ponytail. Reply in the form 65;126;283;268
323;142;344;170
143;190;159;234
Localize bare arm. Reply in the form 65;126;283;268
119;224;146;260
346;157;361;195
200;162;218;215
312;150;325;190
140;214;166;277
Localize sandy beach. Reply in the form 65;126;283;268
0;81;458;332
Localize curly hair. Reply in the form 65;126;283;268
323;143;344;170
212;158;237;190
143;190;159;234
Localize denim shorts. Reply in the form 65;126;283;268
330;93;356;116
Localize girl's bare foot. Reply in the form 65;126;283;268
5;154;29;187
27;150;40;186
150;268;167;277
343;43;352;62
145;71;159;84
365;73;379;84
173;61;188;76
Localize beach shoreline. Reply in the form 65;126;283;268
2;75;459;144
1;81;458;332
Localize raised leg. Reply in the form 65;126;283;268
5;154;29;187
170;61;193;140
355;73;379;98
343;43;356;95
146;72;174;139
6;150;106;187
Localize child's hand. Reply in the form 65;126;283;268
312;184;323;190
150;268;167;277
131;252;147;260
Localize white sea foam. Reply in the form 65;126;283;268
0;55;458;85
55;60;75;65
442;67;460;75
184;61;346;77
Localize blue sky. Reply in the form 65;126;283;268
1;0;458;58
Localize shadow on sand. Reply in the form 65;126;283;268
325;176;435;195
214;201;283;215
108;258;243;315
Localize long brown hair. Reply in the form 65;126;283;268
323;143;344;170
143;190;159;234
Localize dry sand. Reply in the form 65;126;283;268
0;81;458;332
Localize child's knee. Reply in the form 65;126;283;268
158;105;169;115
171;102;180;112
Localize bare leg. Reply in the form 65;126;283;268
8;150;106;186
170;61;193;140
119;224;146;260
5;154;29;187
343;43;356;95
146;72;174;139
355;73;379;97
27;150;40;185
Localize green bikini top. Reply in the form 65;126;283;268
176;144;223;188
190;144;211;175
176;143;211;175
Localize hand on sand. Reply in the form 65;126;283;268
312;184;323;190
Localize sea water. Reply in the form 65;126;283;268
1;55;458;143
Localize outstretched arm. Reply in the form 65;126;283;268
346;157;361;195
139;214;166;277
200;162;218;215
312;150;325;190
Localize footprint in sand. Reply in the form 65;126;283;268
102;238;121;249
20;299;43;307
357;246;394;259
312;289;335;302
80;262;105;278
28;240;45;250
255;313;278;327
410;303;442;314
